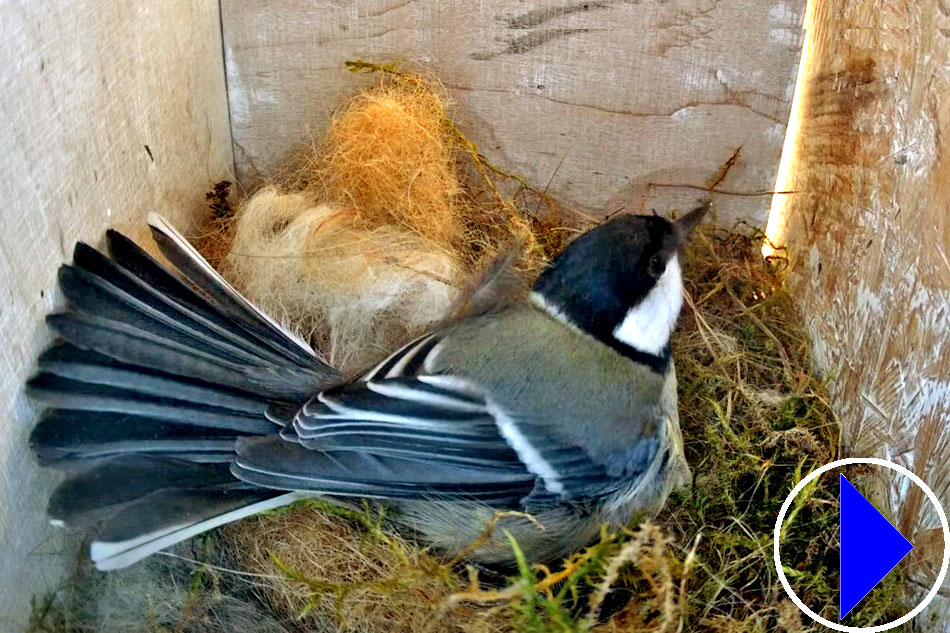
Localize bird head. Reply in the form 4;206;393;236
531;203;708;368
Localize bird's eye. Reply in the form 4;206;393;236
647;254;666;278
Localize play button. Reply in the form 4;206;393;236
839;474;914;619
773;457;950;632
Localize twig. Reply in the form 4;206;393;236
727;289;795;381
706;147;742;191
446;511;544;567
676;532;702;633
535;152;568;216
445;581;526;606
531;549;596;592
649;183;797;197
683;289;726;367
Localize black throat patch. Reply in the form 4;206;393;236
532;215;677;374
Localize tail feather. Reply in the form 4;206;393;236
105;229;313;367
31;410;237;464
91;489;311;571
27;373;277;434
45;311;319;400
37;344;274;415
30;216;338;569
74;239;298;368
147;214;319;366
47;457;237;527
60;258;280;367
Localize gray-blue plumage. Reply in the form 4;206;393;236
29;206;705;569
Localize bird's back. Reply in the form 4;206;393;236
391;302;688;563
427;301;676;473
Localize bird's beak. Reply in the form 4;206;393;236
675;201;710;243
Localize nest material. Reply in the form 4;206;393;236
220;501;508;633
311;78;462;249
26;540;290;633
216;68;568;373
222;76;470;372
226;188;458;371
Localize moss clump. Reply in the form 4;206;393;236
657;227;911;631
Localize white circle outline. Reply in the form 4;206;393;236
773;457;949;632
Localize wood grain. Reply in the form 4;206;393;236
221;0;805;226
770;0;950;623
0;1;233;628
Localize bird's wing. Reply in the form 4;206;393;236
233;333;618;505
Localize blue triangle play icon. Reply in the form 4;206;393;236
840;474;914;619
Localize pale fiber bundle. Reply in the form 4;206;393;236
226;187;459;373
36;541;289;633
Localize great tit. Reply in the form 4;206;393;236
29;204;706;570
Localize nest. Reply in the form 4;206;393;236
201;64;568;373
311;75;463;249
226;188;458;370
29;64;911;633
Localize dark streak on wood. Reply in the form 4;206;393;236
706;146;742;190
536;93;783;125
471;28;592;60
506;1;612;29
444;81;783;124
648;182;795;197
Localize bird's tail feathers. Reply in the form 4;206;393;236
29;215;338;569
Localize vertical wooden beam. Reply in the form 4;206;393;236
768;0;950;619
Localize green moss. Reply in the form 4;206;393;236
648;227;909;631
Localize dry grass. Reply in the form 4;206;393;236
219;501;510;633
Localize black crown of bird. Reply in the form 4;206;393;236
28;203;708;571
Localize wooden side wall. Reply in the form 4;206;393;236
768;0;950;622
0;2;234;628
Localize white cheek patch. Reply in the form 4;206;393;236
612;256;683;355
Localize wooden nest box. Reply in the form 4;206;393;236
1;0;947;628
